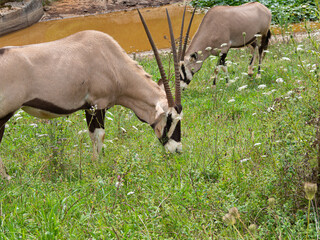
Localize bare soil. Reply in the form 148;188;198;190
42;0;183;21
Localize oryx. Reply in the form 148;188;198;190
0;10;183;180
179;2;272;88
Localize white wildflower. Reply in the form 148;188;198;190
78;130;88;135
14;113;21;117
132;126;138;130
241;72;248;76
37;134;49;137
287;90;294;96
30;123;38;128
107;111;114;116
197;50;202;55
240;158;250;163
228;98;235;103
276;78;284;83
205;46;212;51
106;117;113;121
196;60;203;64
5;124;9;128
252;113;257;116
115;181;123;188
267;107;274;112
258;84;267;89
15;117;22;121
297;45;304;51
127;191;135;195
263;50;270;53
121;127;127;133
261;155;267;158
238;85;248;91
220;43;228;47
254;143;261;146
281;57;291;61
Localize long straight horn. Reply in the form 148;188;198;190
181;7;196;60
137;9;175;107
177;5;186;62
166;9;181;106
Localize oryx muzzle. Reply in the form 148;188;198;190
0;14;183;180
179;2;272;88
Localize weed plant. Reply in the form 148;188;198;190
190;0;318;24
0;29;319;239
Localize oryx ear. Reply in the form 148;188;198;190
154;112;166;138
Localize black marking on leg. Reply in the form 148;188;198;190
219;53;227;66
23;98;91;115
85;109;105;133
0;112;14;142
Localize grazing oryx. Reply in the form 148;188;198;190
179;2;272;88
0;10;183;180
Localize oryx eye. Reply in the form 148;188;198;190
190;52;198;61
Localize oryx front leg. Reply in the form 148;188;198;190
0;113;14;180
248;42;258;77
85;109;106;159
212;53;228;86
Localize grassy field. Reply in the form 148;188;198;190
0;30;319;239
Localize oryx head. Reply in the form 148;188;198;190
138;9;183;153
177;7;197;90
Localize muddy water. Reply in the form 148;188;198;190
0;5;203;53
0;4;319;53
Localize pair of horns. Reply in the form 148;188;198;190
137;6;195;107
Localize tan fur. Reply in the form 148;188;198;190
0;30;168;124
0;30;180;179
181;2;271;85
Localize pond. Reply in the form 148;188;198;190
0;4;203;53
0;4;319;53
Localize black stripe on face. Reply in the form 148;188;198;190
159;113;173;145
22;98;91;115
181;64;191;85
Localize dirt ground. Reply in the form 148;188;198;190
42;0;183;21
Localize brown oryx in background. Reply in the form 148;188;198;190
179;2;272;88
0;9;183;180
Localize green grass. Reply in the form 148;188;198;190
0;31;320;239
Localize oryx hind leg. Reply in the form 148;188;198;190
85;109;106;159
257;30;271;79
0;112;14;180
212;53;228;86
248;41;258;77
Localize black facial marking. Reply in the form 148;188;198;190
22;98;91;115
159;113;173;145
170;120;181;143
180;64;191;85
